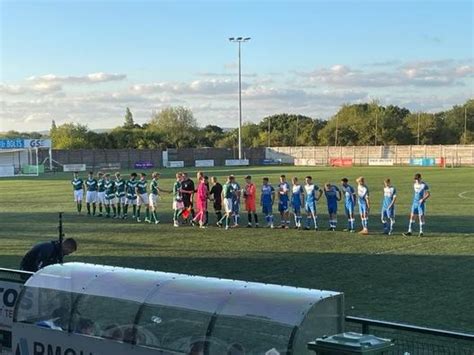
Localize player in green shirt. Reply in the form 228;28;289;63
71;172;84;214
136;173;150;223
124;172;138;219
97;172;105;217
85;171;98;216
218;175;235;230
172;172;184;227
149;172;170;224
115;172;126;219
103;173;116;218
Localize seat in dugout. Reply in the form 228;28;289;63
13;262;344;354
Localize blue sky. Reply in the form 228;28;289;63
1;0;473;131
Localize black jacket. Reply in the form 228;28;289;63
20;240;62;272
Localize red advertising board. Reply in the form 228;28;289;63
329;158;353;167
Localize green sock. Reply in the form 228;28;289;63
117;204;121;216
152;211;158;221
112;206;117;216
146;208;150;219
133;205;137;216
86;203;91;214
99;204;103;213
173;210;179;221
124;204;128;215
106;206;110;216
92;203;96;215
137;207;141;218
225;216;229;228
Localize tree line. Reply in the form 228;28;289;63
2;100;472;149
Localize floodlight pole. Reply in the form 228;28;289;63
229;37;251;160
464;107;467;144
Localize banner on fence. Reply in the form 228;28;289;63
262;159;282;165
225;159;249;166
329;158;353;167
195;160;214;167
294;158;327;166
63;164;86;172
134;161;154;169
368;158;394;166
410;158;436;166
168;161;185;168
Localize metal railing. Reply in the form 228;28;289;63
345;316;474;354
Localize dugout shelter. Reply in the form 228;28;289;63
0;138;52;177
13;263;344;354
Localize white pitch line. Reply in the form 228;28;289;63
458;190;474;200
374;240;433;255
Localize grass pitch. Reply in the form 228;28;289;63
0;166;473;333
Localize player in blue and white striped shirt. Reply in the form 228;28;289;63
381;178;397;235
356;176;370;235
403;173;430;237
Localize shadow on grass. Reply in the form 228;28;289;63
1;252;473;334
1;211;473;234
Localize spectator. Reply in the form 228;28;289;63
20;238;77;272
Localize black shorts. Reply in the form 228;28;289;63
183;198;193;208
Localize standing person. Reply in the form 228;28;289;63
291;177;304;229
341;178;356;233
304;176;322;230
172;172;184;227
181;172;195;223
204;175;210;226
381;178;397;235
220;175;235;230
324;182;342;231
85;171;98;216
103;173;116;218
20;238;77;272
230;175;241;227
209;176;223;225
243;175;258;228
71;172;84;214
260;177;275;228
403;173;430;237
192;171;209;228
356;176;370;235
149;172;169;225
136;173;150;223
115;172;126;219
125;172;138;219
278;175;291;228
96;172;105;217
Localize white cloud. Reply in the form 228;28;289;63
130;79;246;96
27;72;126;84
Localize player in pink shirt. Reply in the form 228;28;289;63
192;171;208;228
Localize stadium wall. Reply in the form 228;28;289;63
39;149;164;170
39;148;266;169
266;145;474;166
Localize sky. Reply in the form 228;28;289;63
1;0;473;132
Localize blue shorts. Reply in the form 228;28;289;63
232;200;240;213
262;203;273;215
411;203;425;216
359;203;368;215
278;200;289;213
344;203;354;216
292;202;301;215
381;207;395;219
305;201;316;213
327;204;338;215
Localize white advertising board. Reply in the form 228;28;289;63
225;159;249;166
195;160;214;167
368;158;394;166
63;164;86;172
168;161;185;168
23;139;52;149
0;165;15;177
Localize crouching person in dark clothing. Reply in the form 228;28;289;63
20;238;77;272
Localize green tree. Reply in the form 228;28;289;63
50;123;91;149
123;107;135;128
149;106;198;148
